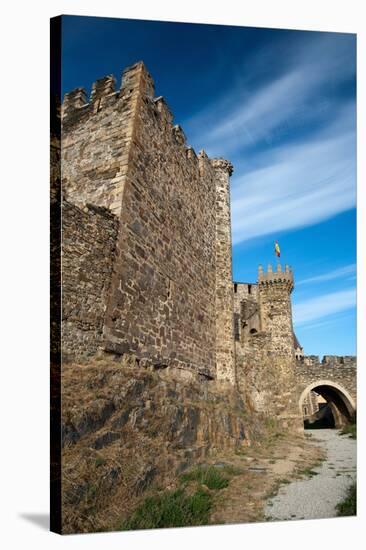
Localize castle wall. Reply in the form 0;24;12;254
103;65;218;378
61;62;234;380
296;356;357;405
213;159;236;383
235;266;302;430
233;283;260;342
62;201;119;358
302;391;321;418
61;68;151;215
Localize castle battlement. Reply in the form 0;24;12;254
210;158;234;176
153;95;173;123
302;355;356;368
61;62;223;171
62;62;153;118
90;75;116;100
258;263;294;291
60;60;236;384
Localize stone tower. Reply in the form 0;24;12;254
211;158;236;385
257;264;301;428
258;263;295;355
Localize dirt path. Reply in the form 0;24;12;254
210;431;325;525
264;429;356;521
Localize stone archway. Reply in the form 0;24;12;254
299;379;356;428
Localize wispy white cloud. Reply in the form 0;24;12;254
293;288;356;326
299;311;355;332
185;34;355;157
183;34;356;246
188;68;339;156
230;125;355;244
299;318;338;332
297;263;356;286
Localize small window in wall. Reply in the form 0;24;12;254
250;328;257;334
234;283;238;293
248;284;252;294
304;407;308;416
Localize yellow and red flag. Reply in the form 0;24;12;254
275;241;281;257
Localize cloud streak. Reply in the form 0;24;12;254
185;33;355;157
230;125;355;244
293;288;356;326
183;34;356;246
297;263;356;286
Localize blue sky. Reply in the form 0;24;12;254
61;16;356;357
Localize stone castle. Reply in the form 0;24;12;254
59;61;356;429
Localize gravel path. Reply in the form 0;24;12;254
265;429;356;521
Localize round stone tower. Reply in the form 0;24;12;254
257;263;302;430
258;263;295;356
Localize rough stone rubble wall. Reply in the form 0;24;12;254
213;159;236;383
235;267;301;429
295;357;357;405
104;67;217;377
61;62;235;381
258;270;294;356
233;283;259;342
61;68;149;215
62;201;119;358
302;391;321;417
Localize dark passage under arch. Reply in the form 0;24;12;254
300;382;355;429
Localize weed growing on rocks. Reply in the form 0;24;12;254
336;483;356;516
340;423;356;440
180;465;229;490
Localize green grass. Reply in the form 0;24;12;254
120;463;242;530
336;483;356;516
120;488;212;530
180;465;230;490
340;423;356;439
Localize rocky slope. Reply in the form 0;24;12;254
61;355;264;533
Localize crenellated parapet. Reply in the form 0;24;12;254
301;355;356;369
120;61;155;98
303;355;320;367
210;158;234;176
61;61;154;122
62;87;88;118
61;61;205;165
322;355;356;367
258;263;294;292
61;60;237;384
90;75;116;110
172;124;186;146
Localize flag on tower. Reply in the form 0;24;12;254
275;241;281;257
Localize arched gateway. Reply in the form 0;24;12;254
295;357;357;428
